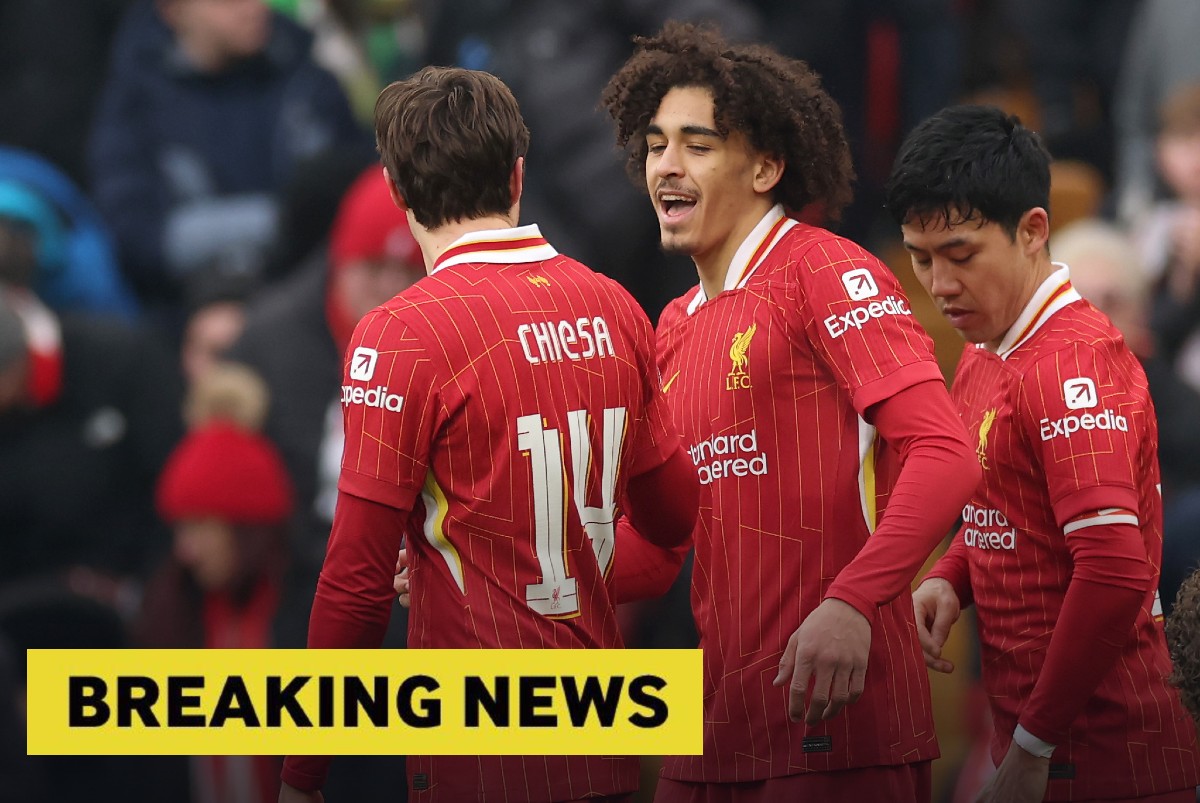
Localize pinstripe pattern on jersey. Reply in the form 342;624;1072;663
659;212;942;783
338;225;676;802
951;267;1200;800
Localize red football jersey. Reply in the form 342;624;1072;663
658;206;945;783
931;266;1200;799
333;225;678;802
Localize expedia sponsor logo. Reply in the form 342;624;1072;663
350;347;378;381
823;296;911;339
687;429;768;485
1063;377;1097;410
841;268;878;301
1039;409;1128;441
961;503;1016;551
341;384;404;412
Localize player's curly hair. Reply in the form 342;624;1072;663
600;22;854;220
1166;567;1200;723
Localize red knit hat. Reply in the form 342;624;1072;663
328;167;422;272
157;421;294;526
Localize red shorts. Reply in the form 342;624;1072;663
653;762;932;803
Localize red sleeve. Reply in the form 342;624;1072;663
624;444;699;549
337;308;440;508
1015;343;1145;525
607;443;698;603
824;379;980;624
1018;519;1154;746
281;489;413;792
608;517;692;604
796;240;945;411
923;524;974;608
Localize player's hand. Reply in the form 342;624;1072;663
394;548;411;608
279;781;324;803
973;740;1049;803
912;578;960;673
773;598;870;725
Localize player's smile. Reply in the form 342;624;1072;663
643;86;780;284
655;184;699;226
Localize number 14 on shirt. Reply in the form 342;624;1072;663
517;407;627;616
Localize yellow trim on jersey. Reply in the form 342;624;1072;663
421;472;466;594
858;417;878;533
863;439;877;532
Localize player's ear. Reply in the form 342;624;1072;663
509;156;525;207
753;154;784;195
1019;207;1050;257
383;167;409;213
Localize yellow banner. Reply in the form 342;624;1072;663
27;649;702;756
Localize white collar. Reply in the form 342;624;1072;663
686;204;796;314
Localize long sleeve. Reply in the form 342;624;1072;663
824;379;980;624
281;489;411;791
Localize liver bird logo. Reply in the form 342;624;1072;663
729;324;756;374
976;408;998;469
527;275;551;288
726;324;757;390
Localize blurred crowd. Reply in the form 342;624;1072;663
1;1;1198;801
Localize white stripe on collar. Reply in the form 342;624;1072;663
991;263;1081;359
432;224;557;273
686;205;795;315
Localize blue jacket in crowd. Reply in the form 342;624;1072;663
88;0;370;301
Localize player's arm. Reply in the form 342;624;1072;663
998;346;1153;777
778;247;980;724
605;294;700;602
624;443;698;549
608;445;698;603
913;526;972;673
977;509;1150;803
920;524;974;608
280;489;416;794
1011;511;1151;757
777;378;979;724
283;309;435;795
823;378;980;620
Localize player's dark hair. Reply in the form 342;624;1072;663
601;22;854;220
885;105;1051;239
375;66;530;229
1167;568;1200;724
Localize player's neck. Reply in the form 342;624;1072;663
412;213;520;275
693;201;776;300
986;254;1059;352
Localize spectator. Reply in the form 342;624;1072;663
1130;83;1200;395
0;577;190;803
998;0;1137;180
0;286;182;588
225;165;425;578
1114;0;1200;223
139;362;293;803
179;273;256;388
0;146;139;321
88;0;371;313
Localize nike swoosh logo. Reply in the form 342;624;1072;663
662;371;681;392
